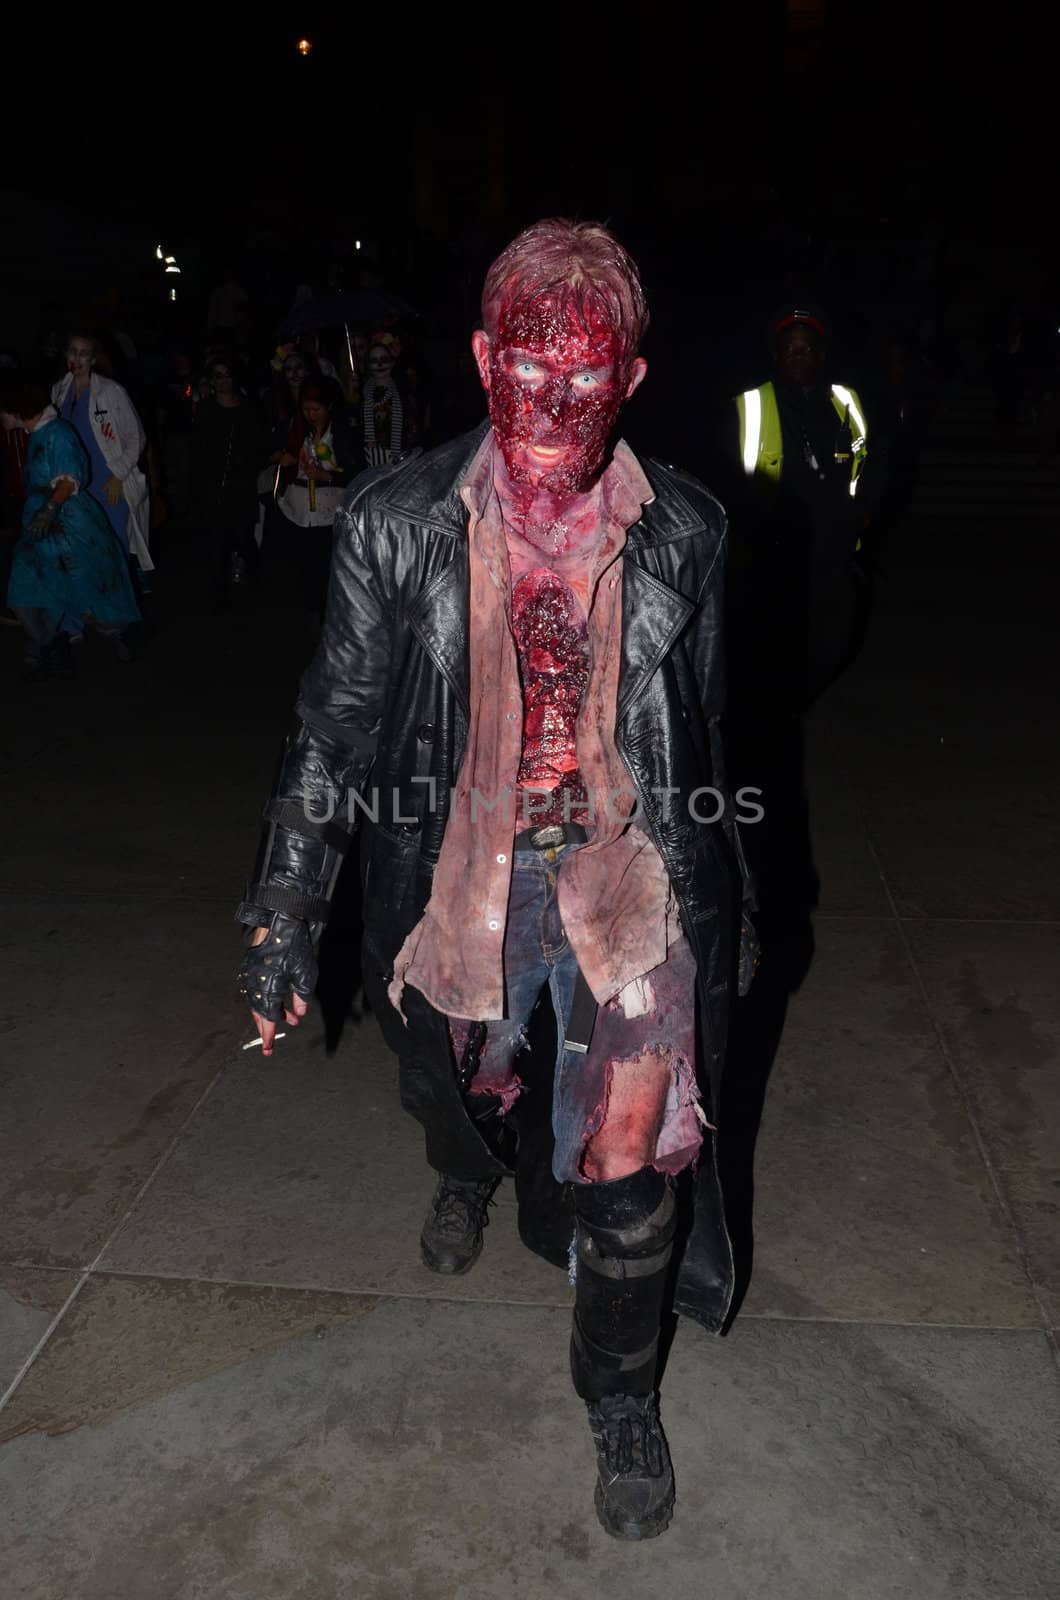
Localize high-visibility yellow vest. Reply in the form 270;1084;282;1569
735;380;869;498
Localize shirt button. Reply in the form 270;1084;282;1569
507;712;517;721
488;919;500;931
496;853;506;864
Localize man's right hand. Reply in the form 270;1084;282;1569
238;915;319;1057
252;991;310;1055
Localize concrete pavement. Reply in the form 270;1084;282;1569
1;511;1058;1598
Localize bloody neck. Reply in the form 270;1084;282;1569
492;444;604;560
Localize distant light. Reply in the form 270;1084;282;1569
155;245;164;260
165;265;181;274
297;37;312;55
355;239;362;250
169;288;177;302
164;255;176;264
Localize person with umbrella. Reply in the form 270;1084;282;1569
361;331;418;465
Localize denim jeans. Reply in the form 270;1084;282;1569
449;842;702;1184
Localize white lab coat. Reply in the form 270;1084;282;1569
51;372;154;571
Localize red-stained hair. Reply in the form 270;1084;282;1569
481;219;649;366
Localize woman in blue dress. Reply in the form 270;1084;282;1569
1;371;139;679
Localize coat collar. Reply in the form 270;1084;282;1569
53;370;106;407
376;421;490;538
403;433;707;723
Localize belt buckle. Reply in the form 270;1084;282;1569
529;824;567;850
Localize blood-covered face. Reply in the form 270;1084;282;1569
473;294;644;495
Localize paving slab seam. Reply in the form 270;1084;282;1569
0;1045;235;1417
825;722;1060;1368
0;1270;92;1412
896;914;1060;928
71;1266;1045;1333
90;1265;575;1309
0;1260;81;1276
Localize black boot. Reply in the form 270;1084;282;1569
571;1167;677;1540
586;1392;674;1541
420;1171;499;1275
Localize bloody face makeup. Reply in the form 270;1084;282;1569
482;293;630;495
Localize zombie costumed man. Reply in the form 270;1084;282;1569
237;220;752;1540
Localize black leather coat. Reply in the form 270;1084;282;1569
239;423;742;1332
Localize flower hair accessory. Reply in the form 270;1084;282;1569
271;342;297;373
370;331;401;359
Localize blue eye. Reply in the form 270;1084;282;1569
574;373;598;387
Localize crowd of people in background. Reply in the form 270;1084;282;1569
0;261;451;673
1;250;1059;682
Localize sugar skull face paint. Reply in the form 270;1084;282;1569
473;293;645;496
367;344;396;381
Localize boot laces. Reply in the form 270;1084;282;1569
591;1396;665;1482
432;1176;493;1238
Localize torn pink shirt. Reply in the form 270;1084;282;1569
389;432;685;1022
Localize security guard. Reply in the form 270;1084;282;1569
725;305;872;715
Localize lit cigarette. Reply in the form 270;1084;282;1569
242;1033;287;1051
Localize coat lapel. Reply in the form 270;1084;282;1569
617;558;696;721
407;509;698;725
387;428;488;717
407;548;470;714
399;429;702;726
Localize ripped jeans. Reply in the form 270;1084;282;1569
449;844;703;1185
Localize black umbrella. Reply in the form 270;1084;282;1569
279;289;415;336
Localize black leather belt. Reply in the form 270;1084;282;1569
513;821;589;851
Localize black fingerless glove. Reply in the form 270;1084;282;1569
237;914;318;1022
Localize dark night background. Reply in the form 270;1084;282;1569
3;0;1055;462
3;4;1060;1569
